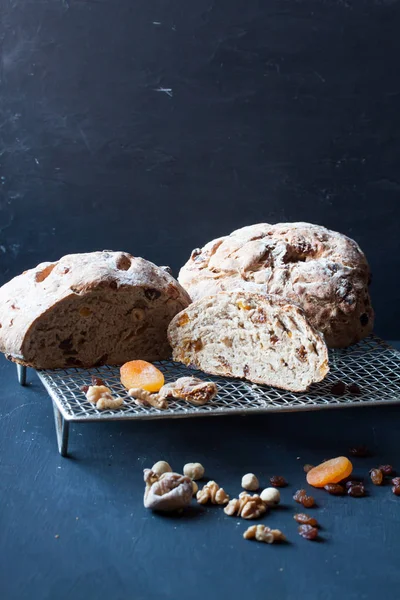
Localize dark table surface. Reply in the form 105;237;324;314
2;344;400;600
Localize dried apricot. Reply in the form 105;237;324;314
120;360;164;392
306;456;353;488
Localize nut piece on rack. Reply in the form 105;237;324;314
196;481;229;505
128;388;168;410
183;462;205;480
143;469;193;512
224;492;267;519
152;461;173;476
241;473;259;491
260;487;281;506
243;525;286;543
84;385;123;410
159;377;218;406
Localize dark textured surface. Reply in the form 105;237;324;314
0;0;399;337
1;345;400;600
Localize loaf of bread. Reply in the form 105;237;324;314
178;222;373;347
168;291;329;392
0;251;191;369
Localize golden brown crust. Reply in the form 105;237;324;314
178;222;373;347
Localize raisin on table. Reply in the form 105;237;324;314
369;469;383;486
298;524;318;540
270;476;287;488
324;483;345;495
294;513;318;527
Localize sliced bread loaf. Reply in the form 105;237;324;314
0;251;191;369
168;291;329;392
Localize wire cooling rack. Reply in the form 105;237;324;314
17;335;400;456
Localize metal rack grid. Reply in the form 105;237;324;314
17;335;400;456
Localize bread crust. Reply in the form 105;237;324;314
178;222;373;347
0;251;191;368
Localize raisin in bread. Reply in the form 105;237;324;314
168;291;329;392
0;251;190;369
178;222;373;348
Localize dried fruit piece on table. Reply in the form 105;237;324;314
369;468;383;486
143;469;193;512
379;465;394;476
331;381;346;396
392;477;400;487
260;488;280;506
303;464;314;473
349;445;369;457
298;524;318;540
224;492;267;519
324;483;345;495
293;489;307;503
392;486;400;496
241;473;259;491
197;481;229;505
120;360;164;392
306;456;353;488
243;524;285;543
344;478;363;489
347;483;366;497
348;383;361;395
301;494;315;508
159;377;218;406
294;513;318;526
270;475;287;487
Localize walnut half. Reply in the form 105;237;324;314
196;481;229;505
243;525;286;543
224;492;267;519
143;469;193;512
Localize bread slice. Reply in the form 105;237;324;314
0;251;191;369
168;291;329;392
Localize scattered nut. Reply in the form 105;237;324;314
243;524;285;543
159;377;218;406
260;487;280;506
128;388;168;410
197;481;229;505
85;385;112;404
183;462;205;480
192;481;198;496
143;469;193;512
96;395;123;411
241;473;259;491
151;461;172;476
85;385;123;410
224;492;267;519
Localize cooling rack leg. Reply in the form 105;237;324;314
52;401;70;457
17;364;27;386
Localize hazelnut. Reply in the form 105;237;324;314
151;461;172;476
260;487;281;506
192;481;198;496
241;473;259;491
183;462;205;481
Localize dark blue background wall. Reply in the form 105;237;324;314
1;0;399;337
